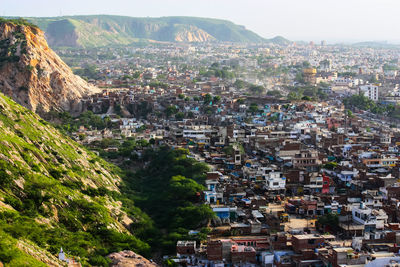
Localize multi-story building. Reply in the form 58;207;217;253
293;150;321;172
264;171;286;193
359;84;379;101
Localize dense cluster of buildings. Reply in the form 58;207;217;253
62;41;400;266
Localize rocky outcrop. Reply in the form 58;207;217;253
174;25;215;42
0;21;99;115
108;251;158;267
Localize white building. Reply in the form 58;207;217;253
359;84;379;101
58;248;66;262
264;171;286;192
335;78;363;87
352;203;387;231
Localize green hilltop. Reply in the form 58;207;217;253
20;15;290;48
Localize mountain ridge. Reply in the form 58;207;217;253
17;15;291;47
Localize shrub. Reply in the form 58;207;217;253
48;168;63;179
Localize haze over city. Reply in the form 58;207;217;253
4;0;400;266
2;0;400;43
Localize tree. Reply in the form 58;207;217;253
203;94;212;105
132;71;141;79
295;72;305;83
223;145;234;156
213;95;221;103
346;110;353;118
302;61;311;68
175;112;184;121
288;91;301;101
234;79;245;89
165;106;178;118
248;103;259;114
317;213;339;232
236;98;245;104
249;85;264;95
211;62;219;68
74;64;99;80
168;176;204;201
323;162;338;170
266;90;282;97
114;104;123;117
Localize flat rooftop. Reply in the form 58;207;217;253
293;234;335;240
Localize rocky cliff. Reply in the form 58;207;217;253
108;251;158;267
0;20;99;114
173;25;215;42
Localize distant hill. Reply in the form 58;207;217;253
352;41;400;48
12;15;288;48
268;36;291;45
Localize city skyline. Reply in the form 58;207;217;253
2;0;400;44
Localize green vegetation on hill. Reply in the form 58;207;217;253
17;15;280;47
0;93;151;265
0;17;37;28
85;136;215;254
126;147;215;254
0;96;217;264
0;21;29;67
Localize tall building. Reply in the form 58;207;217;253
320;59;332;71
303;68;317;84
359;84;379;101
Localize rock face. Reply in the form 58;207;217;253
108;251;158;267
174;25;215;42
0;21;99;115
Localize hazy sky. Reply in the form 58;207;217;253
2;0;400;43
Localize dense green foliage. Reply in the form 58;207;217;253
0;228;47;267
73;64;100;80
317;213;339;232
286;85;328;101
45;111;115;133
343;94;395;116
81;135;215;254
249;84;264;95
119;146;214;253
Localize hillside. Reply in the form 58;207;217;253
0;91;152;266
0;19;99;115
23;15;274;47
